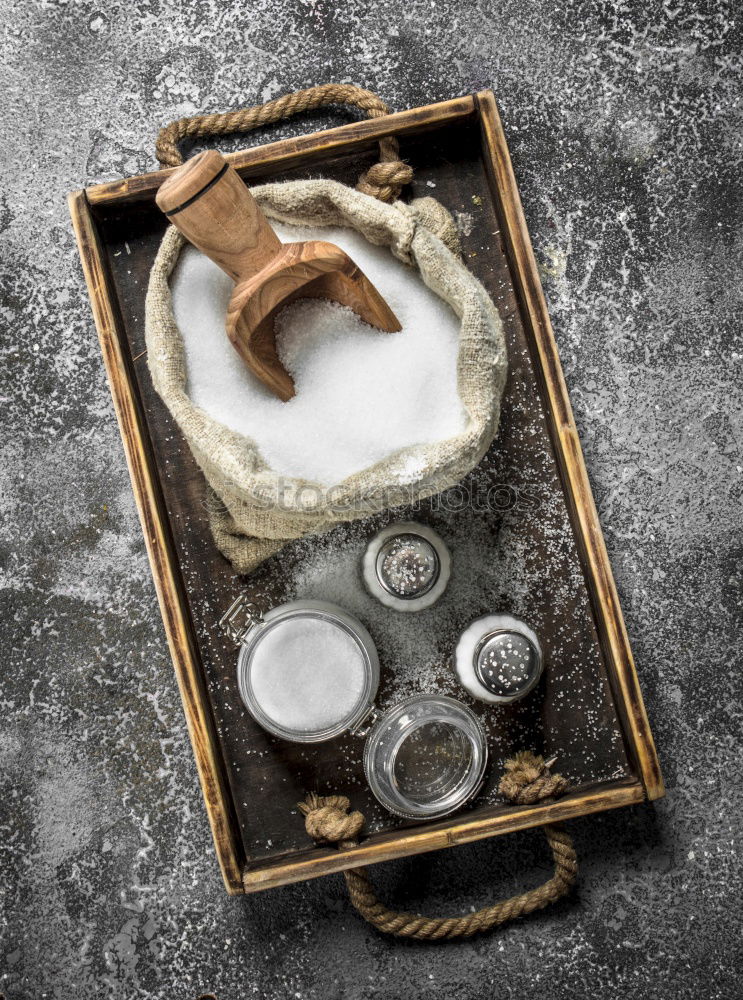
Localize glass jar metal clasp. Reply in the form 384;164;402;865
349;706;379;739
219;594;264;646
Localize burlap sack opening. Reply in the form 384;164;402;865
145;179;507;574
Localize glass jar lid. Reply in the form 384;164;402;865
363;695;488;819
362;522;451;612
454;613;543;704
235;600;379;743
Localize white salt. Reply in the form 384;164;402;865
249;617;367;733
170;220;466;484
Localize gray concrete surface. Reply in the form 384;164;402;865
1;2;741;998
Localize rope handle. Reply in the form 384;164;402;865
298;752;578;940
156;83;413;203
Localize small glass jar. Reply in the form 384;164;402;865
222;596;379;743
221;595;488;819
453;613;543;705
362;521;451;612
364;694;487;819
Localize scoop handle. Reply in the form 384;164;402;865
155;149;282;283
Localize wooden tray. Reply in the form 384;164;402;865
69;91;663;895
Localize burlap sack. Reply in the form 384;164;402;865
145;179;507;573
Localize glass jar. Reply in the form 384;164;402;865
221;595;488;819
222;596;379;743
363;694;487;819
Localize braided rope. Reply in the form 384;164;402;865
298;752;578;940
156;83;413;203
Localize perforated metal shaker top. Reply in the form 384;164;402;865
474;630;542;698
375;532;440;599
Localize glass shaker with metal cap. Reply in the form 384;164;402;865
221;595;487;819
453;613;544;704
362;521;451;611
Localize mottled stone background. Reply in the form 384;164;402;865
1;1;741;998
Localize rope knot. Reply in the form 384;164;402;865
298;792;365;845
357;160;414;203
498;751;569;806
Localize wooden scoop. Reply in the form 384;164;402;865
156;150;402;401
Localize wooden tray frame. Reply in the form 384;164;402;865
69;91;663;895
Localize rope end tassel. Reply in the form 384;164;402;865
298;752;578;940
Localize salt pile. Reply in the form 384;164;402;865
171;220;466;485
249;617;367;733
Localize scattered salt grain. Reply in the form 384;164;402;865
171;220;466;484
249;616;367;733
